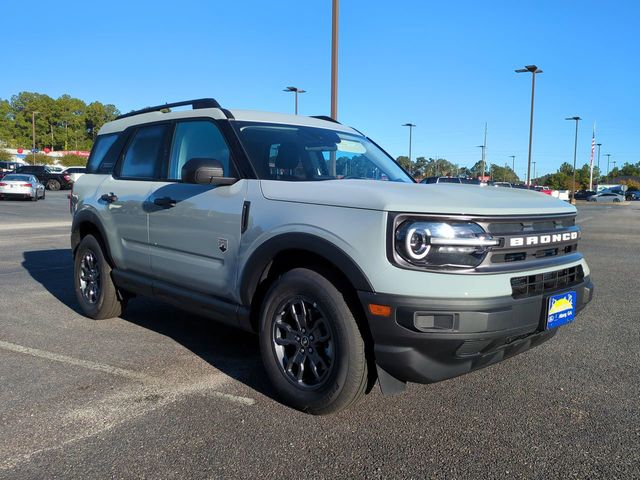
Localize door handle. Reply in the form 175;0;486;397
100;192;118;203
153;196;177;208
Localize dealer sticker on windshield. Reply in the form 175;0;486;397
546;291;576;329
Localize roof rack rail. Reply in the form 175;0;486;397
311;115;340;124
116;98;221;120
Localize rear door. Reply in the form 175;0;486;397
146;119;247;301
95;123;171;273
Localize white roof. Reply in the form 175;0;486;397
99;107;358;136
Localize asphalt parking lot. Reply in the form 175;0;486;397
1;191;639;479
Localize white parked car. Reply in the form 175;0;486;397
0;174;46;201
587;192;624;203
63;167;86;183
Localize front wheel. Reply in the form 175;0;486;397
47;179;61;191
259;268;368;415
74;234;127;319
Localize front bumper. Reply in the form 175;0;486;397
359;276;594;386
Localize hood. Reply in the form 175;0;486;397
260;180;576;216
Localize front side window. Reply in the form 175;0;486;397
168;120;232;180
233;122;412;183
120;124;168;179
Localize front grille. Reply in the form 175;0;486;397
474;213;580;268
510;265;584;299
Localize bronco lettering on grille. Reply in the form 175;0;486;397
509;231;579;247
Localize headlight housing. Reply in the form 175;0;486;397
393;219;498;270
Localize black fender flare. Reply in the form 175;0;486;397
239;232;374;306
70;209;113;263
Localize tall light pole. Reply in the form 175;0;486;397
331;0;339;120
509;155;515;172
476;145;486;179
596;143;602;180
31;111;39;165
604;153;612;177
532;161;537;184
565;116;581;203
283;86;306;115
403;123;416;173
515;65;543;186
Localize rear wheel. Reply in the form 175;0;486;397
47;179;61;191
74;234;126;319
259;268;368;415
31;194;37;202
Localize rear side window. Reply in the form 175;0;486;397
168;120;232;180
120;124;169;179
87;134;119;173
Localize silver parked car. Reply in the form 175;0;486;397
0;174;46;201
587;192;624;203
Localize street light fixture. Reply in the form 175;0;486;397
515;65;543;186
565;116;582;203
402;123;416;173
283;86;306;115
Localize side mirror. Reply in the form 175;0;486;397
181;158;237;186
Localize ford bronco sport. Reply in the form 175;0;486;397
70;98;594;414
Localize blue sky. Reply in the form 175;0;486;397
2;0;638;177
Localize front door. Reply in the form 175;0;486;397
147;119;246;302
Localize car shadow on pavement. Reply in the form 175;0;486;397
21;248;276;402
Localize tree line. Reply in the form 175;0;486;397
396;156;520;183
396;154;640;189
0;91;120;152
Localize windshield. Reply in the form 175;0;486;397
232;122;413;183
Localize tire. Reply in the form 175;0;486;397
74;234;126;319
42;190;46;200
613;198;621;203
31;194;37;202
47;179;61;191
259;268;368;415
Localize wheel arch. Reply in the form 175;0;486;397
71;209;114;266
240;233;374;307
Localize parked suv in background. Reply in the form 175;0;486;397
420;176;462;184
70;98;594;414
63;167;86;183
16;165;73;190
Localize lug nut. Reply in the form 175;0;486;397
308;348;313;353
295;336;300;342
309;335;314;341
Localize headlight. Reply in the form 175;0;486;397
394;220;498;269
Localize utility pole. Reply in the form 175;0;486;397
509;155;515;172
565;116;581;204
515;65;543;186
330;0;339;120
604;153;611;178
596;143;602;182
31;111;39;165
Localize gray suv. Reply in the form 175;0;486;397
71;98;594;414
